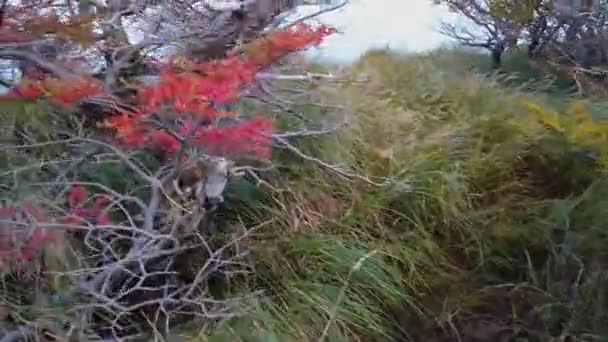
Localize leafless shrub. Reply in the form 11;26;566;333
0;133;262;340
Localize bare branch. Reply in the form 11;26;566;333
280;0;349;29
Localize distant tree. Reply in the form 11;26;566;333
435;0;608;95
435;0;535;67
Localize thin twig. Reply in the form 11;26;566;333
281;0;350;30
273;135;401;187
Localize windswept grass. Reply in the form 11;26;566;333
184;49;608;341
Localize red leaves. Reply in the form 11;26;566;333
108;54;276;159
108;114;147;146
0;186;115;267
45;78;103;107
0;202;58;266
104;24;336;160
19;226;57;263
245;24;336;65
192;117;273;159
110;116;272;159
140;56;259;113
6;22;335;162
9;79;45;99
62;185;111;226
67;185;89;208
107;114;181;155
8;77;103;107
148;130;181;155
139;72;212;113
267;23;335;51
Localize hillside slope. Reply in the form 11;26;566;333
197;49;608;341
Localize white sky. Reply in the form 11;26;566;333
299;0;459;63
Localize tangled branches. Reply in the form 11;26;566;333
0;134;275;340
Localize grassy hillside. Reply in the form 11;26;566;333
3;48;608;341
195;49;608;341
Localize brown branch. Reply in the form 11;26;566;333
0;49;77;79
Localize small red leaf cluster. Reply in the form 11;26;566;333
0;186;113;267
0;203;59;266
9;77;103;107
246;23;336;65
142;56;259;111
61;185;111;226
179;117;273;159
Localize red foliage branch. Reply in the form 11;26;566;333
105;23;334;159
0;202;58;266
61;185;111;226
0;3;97;45
12;77;103;107
245;23;335;65
5;23;335;160
0;186;111;267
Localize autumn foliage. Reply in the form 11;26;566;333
1;11;335;266
1;2;99;44
0;186;112;268
6;23;335;160
0;203;57;266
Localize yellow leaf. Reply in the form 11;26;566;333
522;100;563;132
566;101;590;124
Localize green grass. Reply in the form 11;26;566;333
183;48;608;341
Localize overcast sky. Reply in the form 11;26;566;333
299;0;459;63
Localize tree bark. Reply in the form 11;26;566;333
491;47;503;68
527;15;547;59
